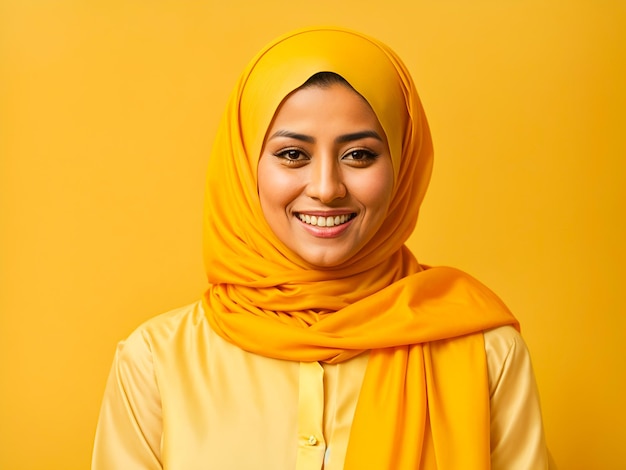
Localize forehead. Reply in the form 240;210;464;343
268;84;385;135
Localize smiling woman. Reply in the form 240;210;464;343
92;27;549;469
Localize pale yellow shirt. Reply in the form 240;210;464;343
92;301;548;469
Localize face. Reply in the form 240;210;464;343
257;83;394;268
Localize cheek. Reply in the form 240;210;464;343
257;160;301;216
351;167;394;214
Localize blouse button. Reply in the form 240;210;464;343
307;435;318;446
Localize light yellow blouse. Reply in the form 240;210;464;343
92;301;548;469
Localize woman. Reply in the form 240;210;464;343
92;27;548;469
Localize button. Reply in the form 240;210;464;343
307;435;318;446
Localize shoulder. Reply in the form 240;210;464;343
483;325;536;395
115;301;205;364
127;301;204;341
483;324;524;355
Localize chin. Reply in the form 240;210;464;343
300;250;355;269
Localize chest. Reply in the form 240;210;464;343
154;329;369;470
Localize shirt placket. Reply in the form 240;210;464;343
295;361;326;470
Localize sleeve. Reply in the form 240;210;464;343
484;326;550;470
92;329;163;470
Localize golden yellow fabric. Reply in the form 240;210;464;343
92;303;548;469
200;27;519;468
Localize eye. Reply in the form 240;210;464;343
277;149;305;160
274;148;309;167
342;149;379;166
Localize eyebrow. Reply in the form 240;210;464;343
269;130;315;143
269;129;383;144
335;130;383;144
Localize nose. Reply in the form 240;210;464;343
305;156;347;203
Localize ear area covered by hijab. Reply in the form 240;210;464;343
202;27;518;469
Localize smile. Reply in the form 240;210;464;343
296;213;356;227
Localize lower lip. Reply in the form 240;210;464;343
296;216;354;238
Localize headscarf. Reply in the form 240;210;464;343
202;27;517;468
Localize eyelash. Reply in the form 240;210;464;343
343;149;379;164
273;148;379;167
274;148;309;167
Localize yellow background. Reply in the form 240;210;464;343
1;1;624;468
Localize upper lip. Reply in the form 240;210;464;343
294;210;356;216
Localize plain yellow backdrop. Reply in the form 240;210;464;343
1;1;625;468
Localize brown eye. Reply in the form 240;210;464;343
276;149;306;160
343;149;378;162
285;150;302;160
274;148;310;167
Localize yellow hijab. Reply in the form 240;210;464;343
203;27;517;468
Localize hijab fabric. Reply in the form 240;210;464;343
202;27;517;468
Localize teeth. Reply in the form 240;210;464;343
298;213;354;227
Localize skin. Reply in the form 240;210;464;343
257;83;394;268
